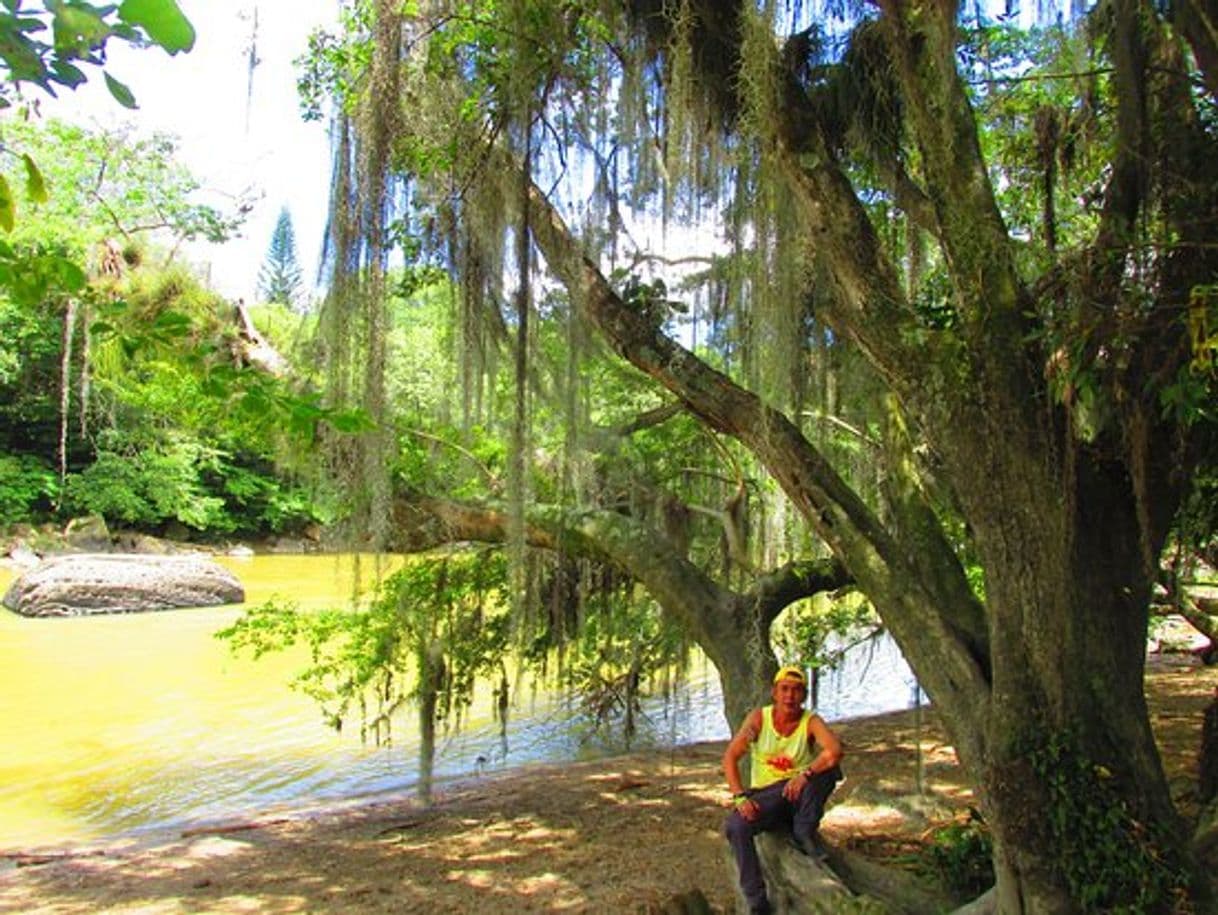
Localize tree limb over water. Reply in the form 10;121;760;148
388;487;849;725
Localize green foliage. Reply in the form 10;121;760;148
381;274;456;417
920;809;995;899
211;460;324;535
561;588;686;741
0;237;84;304
218;548;687;747
257;207;305;310
62;437;228;531
394;421;504;501
0;258;340;536
1026;732;1190;913
0;119;247;251
295;1;374;121
218;550;512;738
89;266;361;460
0;0;193;105
772;593;878;671
83;271;359;536
1173;469;1218;568
1160;283;1218;428
0;241;87;459
611;270;689;331
58;439;327;538
0;451;57;521
1189;284;1218;376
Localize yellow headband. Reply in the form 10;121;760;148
773;664;806;685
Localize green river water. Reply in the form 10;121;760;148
0;553;731;852
0;552;916;853
0;554;418;850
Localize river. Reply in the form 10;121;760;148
0;553;919;851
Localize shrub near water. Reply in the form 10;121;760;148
0;453;57;522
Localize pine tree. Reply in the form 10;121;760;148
257;207;304;310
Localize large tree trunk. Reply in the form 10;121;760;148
966;454;1185;912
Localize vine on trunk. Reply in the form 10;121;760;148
1026;730;1191;913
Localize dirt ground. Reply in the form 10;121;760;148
2;654;1215;915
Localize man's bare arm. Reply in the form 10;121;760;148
804;714;843;774
723;708;762;796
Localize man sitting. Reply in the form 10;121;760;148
723;665;844;915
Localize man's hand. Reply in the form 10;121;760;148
782;771;809;802
737;797;760;821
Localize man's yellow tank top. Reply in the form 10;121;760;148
750;705;815;788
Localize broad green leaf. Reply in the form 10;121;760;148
152;310;192;335
48;255;86;292
49;59;87;88
21;154;47;203
104;71;137;108
0;175;14;232
0;18;51;86
117;0;195;53
51;6;110;52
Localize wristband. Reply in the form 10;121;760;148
732;793;750;807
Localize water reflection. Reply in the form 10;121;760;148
0;555;918;850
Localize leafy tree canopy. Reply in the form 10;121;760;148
0;117;250;253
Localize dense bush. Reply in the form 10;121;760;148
62;442;227;532
0;118;328;542
0;453;58;523
58;436;327;538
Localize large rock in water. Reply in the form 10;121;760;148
2;553;244;617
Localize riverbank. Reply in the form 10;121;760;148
2;654;1214;914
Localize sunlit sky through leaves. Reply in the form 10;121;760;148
39;1;337;305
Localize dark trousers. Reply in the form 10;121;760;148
724;767;842;914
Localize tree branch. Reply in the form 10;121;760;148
386;487;859;723
610;400;684;436
748;557;852;630
519;160;993;764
